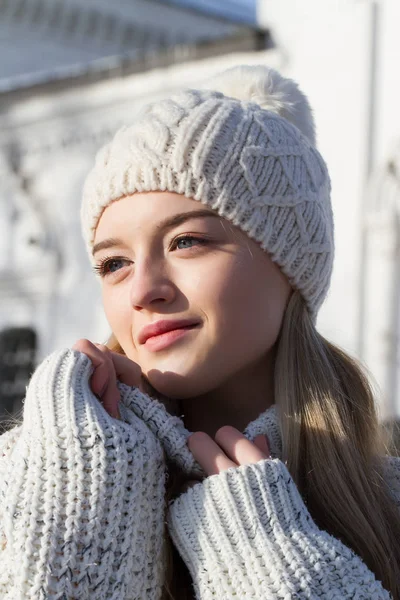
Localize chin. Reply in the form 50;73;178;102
145;368;209;400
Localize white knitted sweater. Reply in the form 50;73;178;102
0;349;399;599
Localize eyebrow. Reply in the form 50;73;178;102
92;209;220;256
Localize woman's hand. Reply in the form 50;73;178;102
182;427;271;492
72;339;144;419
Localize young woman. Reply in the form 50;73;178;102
1;65;399;600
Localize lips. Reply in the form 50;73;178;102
138;319;200;345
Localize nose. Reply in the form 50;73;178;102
130;258;176;311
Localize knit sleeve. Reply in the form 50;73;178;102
383;456;400;509
0;348;167;600
167;458;391;599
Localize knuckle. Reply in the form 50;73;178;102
95;346;114;367
94;343;110;354
215;425;235;441
72;338;94;353
187;431;208;449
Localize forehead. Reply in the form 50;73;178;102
93;192;228;255
95;192;203;235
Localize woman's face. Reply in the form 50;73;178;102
93;192;292;398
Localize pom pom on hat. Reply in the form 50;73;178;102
82;65;333;319
199;65;316;145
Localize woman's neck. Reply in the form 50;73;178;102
180;354;275;438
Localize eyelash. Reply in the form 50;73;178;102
93;235;209;278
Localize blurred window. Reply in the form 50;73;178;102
0;326;37;421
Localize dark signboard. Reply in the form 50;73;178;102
0;327;37;422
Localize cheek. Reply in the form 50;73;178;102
102;286;131;343
212;255;290;347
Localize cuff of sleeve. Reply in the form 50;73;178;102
119;383;206;478
22;348;94;438
167;459;316;598
168;458;315;539
167;460;390;599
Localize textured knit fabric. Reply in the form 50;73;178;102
81;66;334;319
168;462;392;599
1;349;399;598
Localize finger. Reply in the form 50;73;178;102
98;379;121;419
96;345;142;389
214;426;269;466
187;432;236;476
72;340;121;419
89;348;114;397
253;434;271;457
72;340;111;396
92;346;124;418
75;342;119;417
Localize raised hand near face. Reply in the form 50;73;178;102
72;339;146;419
181;427;271;492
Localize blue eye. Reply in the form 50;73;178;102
93;236;209;278
93;257;130;277
172;235;208;250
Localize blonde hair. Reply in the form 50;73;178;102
276;291;400;598
109;290;400;599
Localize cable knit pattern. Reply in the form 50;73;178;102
243;403;282;459
167;460;393;599
118;383;204;479
0;349;167;599
81;81;334;319
382;456;400;509
0;350;399;598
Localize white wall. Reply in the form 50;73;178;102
257;0;371;349
258;0;400;418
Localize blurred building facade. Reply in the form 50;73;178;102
0;0;399;422
0;0;270;417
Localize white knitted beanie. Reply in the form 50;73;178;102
81;65;334;318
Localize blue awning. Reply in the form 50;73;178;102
158;0;258;26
